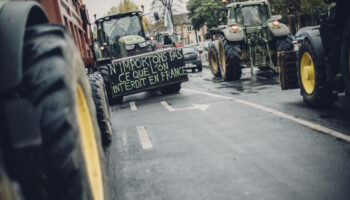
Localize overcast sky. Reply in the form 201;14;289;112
83;0;188;23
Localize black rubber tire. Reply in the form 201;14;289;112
197;64;203;72
192;68;196;73
277;35;294;51
341;19;350;92
297;40;336;107
208;45;221;77
218;35;242;81
160;83;181;95
99;66;123;105
20;24;108;199
88;73;112;146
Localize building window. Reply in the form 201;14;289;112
198;35;201;42
187;26;192;32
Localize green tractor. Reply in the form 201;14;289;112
280;0;350;107
208;0;294;81
94;11;188;104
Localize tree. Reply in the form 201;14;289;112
106;0;151;31
151;0;184;23
187;0;227;30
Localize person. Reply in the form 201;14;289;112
163;35;173;45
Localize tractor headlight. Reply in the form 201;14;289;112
125;44;135;50
138;42;147;48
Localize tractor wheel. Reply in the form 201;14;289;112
208;44;221;77
88;73;112;146
277;35;294;51
218;35;242;81
272;35;295;67
20;24;107;199
341;19;350;92
297;40;336;107
99;66;123;105
160;83;181;95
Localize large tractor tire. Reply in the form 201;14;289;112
99;66;123;105
277;35;294;51
160;83;181;95
17;24;107;199
88;73;112;146
297;40;336;107
218;35;242;81
208;41;221;77
341;19;350;92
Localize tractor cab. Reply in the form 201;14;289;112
227;0;273;32
95;11;154;59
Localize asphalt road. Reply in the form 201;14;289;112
105;67;350;200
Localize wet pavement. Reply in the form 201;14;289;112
105;67;350;200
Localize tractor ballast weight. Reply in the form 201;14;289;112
208;0;293;81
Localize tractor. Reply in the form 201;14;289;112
279;0;350;107
208;0;294;81
94;11;188;104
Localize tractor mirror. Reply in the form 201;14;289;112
154;12;160;20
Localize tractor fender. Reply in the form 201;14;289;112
221;27;245;42
0;1;48;91
300;27;325;66
268;23;290;38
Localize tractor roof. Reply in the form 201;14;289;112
226;0;269;8
97;11;143;22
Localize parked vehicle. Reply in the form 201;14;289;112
0;1;108;199
279;0;350;107
182;46;203;72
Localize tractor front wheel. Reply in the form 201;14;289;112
208;42;221;77
218;35;242;81
160;83;181;95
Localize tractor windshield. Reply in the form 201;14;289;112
103;15;142;44
235;5;269;26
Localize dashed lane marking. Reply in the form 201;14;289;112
130;101;137;111
137;126;153;150
183;88;350;142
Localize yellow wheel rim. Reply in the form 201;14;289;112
220;42;226;72
76;84;104;200
210;52;218;72
300;52;316;94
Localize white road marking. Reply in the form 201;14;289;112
122;132;128;147
160;101;210;112
137;126;153;149
183;89;350;142
130;101;137;111
160;101;175;112
121;132;129;153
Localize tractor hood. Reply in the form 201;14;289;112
119;35;146;45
